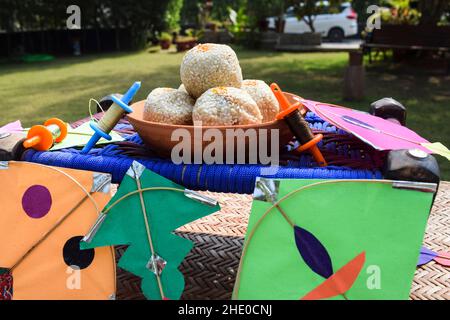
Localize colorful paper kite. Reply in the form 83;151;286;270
418;247;450;267
0;120;23;134
233;178;436;300
302;100;450;161
0;161;116;300
50;122;124;151
81;161;221;300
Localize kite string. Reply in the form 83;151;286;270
88;98;125;136
88;98;105;123
233;179;391;300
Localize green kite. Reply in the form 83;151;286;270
81;161;220;300
233;178;436;300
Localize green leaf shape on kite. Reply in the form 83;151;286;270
81;162;220;300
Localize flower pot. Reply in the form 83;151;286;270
160;40;171;50
176;40;198;52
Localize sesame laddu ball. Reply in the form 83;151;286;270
143;87;194;125
242;80;280;122
180;43;243;99
193;87;262;126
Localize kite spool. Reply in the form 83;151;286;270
384;149;440;184
370;97;406;126
81;81;141;154
23;118;67;151
97;93;124;113
271;83;327;167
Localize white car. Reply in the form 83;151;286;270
267;2;358;42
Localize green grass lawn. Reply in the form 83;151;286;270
1;48;449;179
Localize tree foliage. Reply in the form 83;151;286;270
352;0;383;25
371;0;449;26
180;0;202;28
247;0;294;30
211;0;246;22
0;0;169;31
418;0;449;26
165;0;184;32
293;0;343;33
0;0;172;48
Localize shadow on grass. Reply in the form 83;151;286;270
9;62;182;125
0;50;147;76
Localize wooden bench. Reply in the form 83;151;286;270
362;25;450;64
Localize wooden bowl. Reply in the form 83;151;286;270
127;92;304;160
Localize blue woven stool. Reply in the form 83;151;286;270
22;112;383;194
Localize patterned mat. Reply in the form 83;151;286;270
116;182;450;300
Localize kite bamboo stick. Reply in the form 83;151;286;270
10;194;90;272
133;173;166;300
9;172;109;272
102;187;185;215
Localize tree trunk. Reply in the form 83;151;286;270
343;52;365;101
277;3;285;33
303;16;316;33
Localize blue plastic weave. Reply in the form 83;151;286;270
23;112;383;194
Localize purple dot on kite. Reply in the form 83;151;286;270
22;185;52;219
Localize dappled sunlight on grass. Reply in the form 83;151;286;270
0;48;448;178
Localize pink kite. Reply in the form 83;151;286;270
303;100;431;153
0;120;24;134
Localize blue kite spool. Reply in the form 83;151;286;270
82;81;141;154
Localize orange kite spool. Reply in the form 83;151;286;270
23;118;68;151
271;83;327;167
